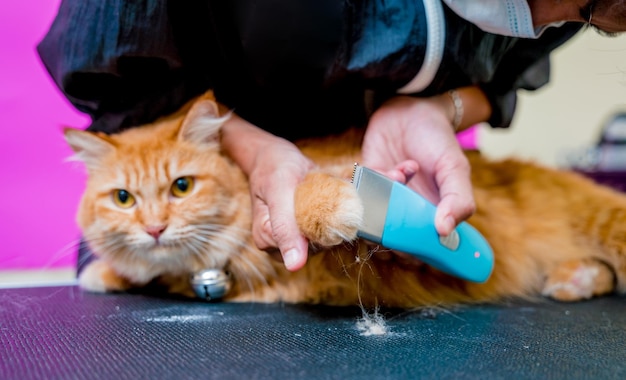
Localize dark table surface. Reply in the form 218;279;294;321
1;285;624;380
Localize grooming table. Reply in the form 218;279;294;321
1;285;624;379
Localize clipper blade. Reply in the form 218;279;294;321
350;162;361;184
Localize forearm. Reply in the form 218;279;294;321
219;109;313;270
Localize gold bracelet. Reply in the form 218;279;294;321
448;89;464;131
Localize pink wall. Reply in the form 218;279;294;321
0;1;90;270
457;127;478;151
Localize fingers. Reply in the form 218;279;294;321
251;198;279;251
256;191;309;271
251;198;309;271
388;160;419;184
361;159;419;184
433;152;476;236
247;141;314;272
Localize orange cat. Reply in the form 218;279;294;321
64;91;624;308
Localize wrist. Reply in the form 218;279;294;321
440;86;493;133
447;89;464;132
428;92;459;132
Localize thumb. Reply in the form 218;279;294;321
259;191;309;272
433;155;475;236
272;220;309;272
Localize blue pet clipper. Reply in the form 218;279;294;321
351;164;494;283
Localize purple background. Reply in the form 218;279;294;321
0;1;90;270
0;1;477;270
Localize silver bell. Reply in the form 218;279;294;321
190;269;231;301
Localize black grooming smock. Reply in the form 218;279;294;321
37;0;582;140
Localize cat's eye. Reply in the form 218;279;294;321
171;176;195;198
112;189;136;208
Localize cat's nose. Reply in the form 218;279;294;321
145;225;167;239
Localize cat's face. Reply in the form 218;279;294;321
65;95;245;277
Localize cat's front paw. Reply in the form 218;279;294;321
78;260;132;293
295;172;363;247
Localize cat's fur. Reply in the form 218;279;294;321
64;91;624;308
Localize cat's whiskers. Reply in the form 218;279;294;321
191;227;240;253
82;231;148;265
174;224;250;285
181;237;204;257
194;224;249;244
181;223;270;299
202;224;269;275
81;232;118;252
76;241;95;269
201;230;269;282
232;249;271;295
41;238;83;270
193;226;249;254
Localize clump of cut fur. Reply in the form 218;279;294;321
356;307;388;336
64;90;626;310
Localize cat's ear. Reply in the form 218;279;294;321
63;128;115;169
178;98;231;145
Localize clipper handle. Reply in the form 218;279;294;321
382;182;494;283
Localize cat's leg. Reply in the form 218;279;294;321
78;259;132;293
157;274;197;298
294;171;363;247
542;258;615;302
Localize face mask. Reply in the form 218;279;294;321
442;0;558;39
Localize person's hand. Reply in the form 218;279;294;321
247;137;314;271
361;94;476;236
220;114;314;271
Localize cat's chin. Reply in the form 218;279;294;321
135;235;184;252
139;245;182;259
135;245;227;272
